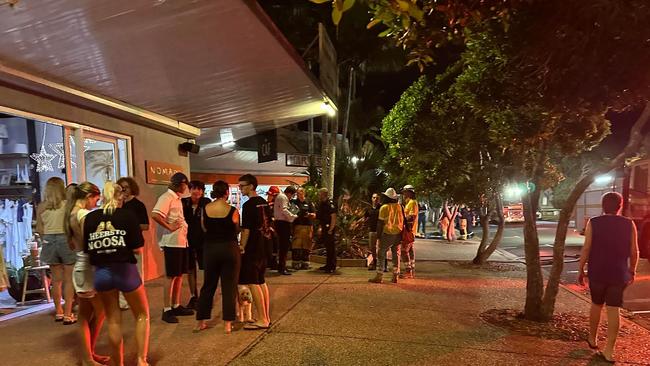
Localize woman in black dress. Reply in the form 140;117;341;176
194;180;241;334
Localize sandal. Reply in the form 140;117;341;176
244;323;270;330
54;313;64;322
63;314;77;325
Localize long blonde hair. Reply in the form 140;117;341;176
101;181;123;215
43;177;66;210
63;182;100;239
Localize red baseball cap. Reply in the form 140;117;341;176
267;186;280;195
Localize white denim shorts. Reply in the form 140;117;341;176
73;252;96;298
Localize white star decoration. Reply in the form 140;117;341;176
30;147;55;172
49;143;67;169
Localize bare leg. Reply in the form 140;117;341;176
78;298;102;366
588;303;603;347
124;286;150;366
248;284;269;327
163;278;173;309
89;296;108;364
172;276;183;306
50;265;64;315
187;264;197;299
261;283;270;323
98;290;123;366
602;306;620;360
63;264;75;318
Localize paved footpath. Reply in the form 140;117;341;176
1;240;649;365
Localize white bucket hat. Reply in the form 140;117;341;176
382;187;398;200
402;184;415;192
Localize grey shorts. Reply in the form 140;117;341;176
41;234;76;265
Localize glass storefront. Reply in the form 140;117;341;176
0;112;132;202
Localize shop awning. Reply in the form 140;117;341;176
0;0;333;138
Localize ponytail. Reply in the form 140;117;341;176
102;181;121;215
63;182;100;239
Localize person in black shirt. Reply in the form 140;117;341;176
316;188;338;273
117;176;149;310
182;180;212;309
238;174;271;329
194;180;240;334
291;187;316;270
84;182;149;366
365;193;381;271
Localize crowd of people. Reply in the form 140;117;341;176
34;172;343;365
31;172;645;365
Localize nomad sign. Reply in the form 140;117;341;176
145;161;183;185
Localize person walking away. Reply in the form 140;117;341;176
364;193;381;271
238;174;271;329
401;185;418;278
273;186;297;275
369;188;403;284
84;182;150;366
182;180;211;309
65;182;108;366
291;187;316;270
265;186;280;270
117;177;149;310
152;172;194;323
194;180;241;334
578;192;639;363
37;177;77;324
316;188;338;274
417;201;427;238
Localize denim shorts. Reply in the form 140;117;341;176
94;263;142;293
41;234;76;265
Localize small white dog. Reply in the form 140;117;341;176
237;285;253;323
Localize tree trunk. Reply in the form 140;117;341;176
474;194;505;264
540;101;650;319
523;183;545;320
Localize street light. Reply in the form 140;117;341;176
321;101;336;117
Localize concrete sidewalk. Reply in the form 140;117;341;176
1;241;649;365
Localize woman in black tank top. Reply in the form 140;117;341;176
194;181;241;334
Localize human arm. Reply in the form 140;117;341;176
329;213;337;234
376;219;384;238
151;212;180;232
35;204;44;236
578;221;593;286
232;209;241;234
240;228;250;254
629;221;639;284
278;195;297;221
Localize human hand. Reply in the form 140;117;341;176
240;246;245;254
169;220;181;231
577;271;586;286
628;271;636;285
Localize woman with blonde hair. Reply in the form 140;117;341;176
83;182;150;366
37;177;76;324
65;181;109;366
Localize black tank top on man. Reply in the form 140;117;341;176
203;206;238;244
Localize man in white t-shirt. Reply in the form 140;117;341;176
152;172;193;323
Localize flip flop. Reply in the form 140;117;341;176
54;313;64;322
586;339;598;350
244;323;270;330
63;315;77;325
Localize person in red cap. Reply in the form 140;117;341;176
265;186;280;270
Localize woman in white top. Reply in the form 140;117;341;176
65;182;108;366
37;177;76;324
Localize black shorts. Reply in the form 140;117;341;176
589;281;627;307
163;247;189;278
187;245;204;270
